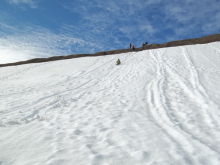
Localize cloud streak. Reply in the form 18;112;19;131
62;0;159;48
62;0;220;45
0;22;92;64
7;0;38;8
163;0;220;38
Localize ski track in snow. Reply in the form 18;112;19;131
0;43;220;165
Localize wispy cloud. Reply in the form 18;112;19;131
61;0;219;46
0;22;92;64
7;0;38;8
163;0;220;39
62;0;160;47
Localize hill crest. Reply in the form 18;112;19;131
0;34;220;68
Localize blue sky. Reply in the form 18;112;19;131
0;0;220;64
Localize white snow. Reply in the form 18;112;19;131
1;42;220;165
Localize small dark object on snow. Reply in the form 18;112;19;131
116;59;121;65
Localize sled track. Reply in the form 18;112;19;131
144;49;220;164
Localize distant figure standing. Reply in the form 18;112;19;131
132;45;135;50
130;43;132;49
142;42;148;47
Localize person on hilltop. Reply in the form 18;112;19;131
130;43;132;49
132;45;135;50
116;58;121;65
142;42;148;47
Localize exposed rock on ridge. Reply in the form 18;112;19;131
0;34;220;67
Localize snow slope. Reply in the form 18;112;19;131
1;42;220;165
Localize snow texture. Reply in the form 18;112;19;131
1;42;220;165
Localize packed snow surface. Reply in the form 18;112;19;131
1;42;220;165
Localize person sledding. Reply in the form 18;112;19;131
116;58;121;65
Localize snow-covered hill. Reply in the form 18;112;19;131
1;42;220;165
